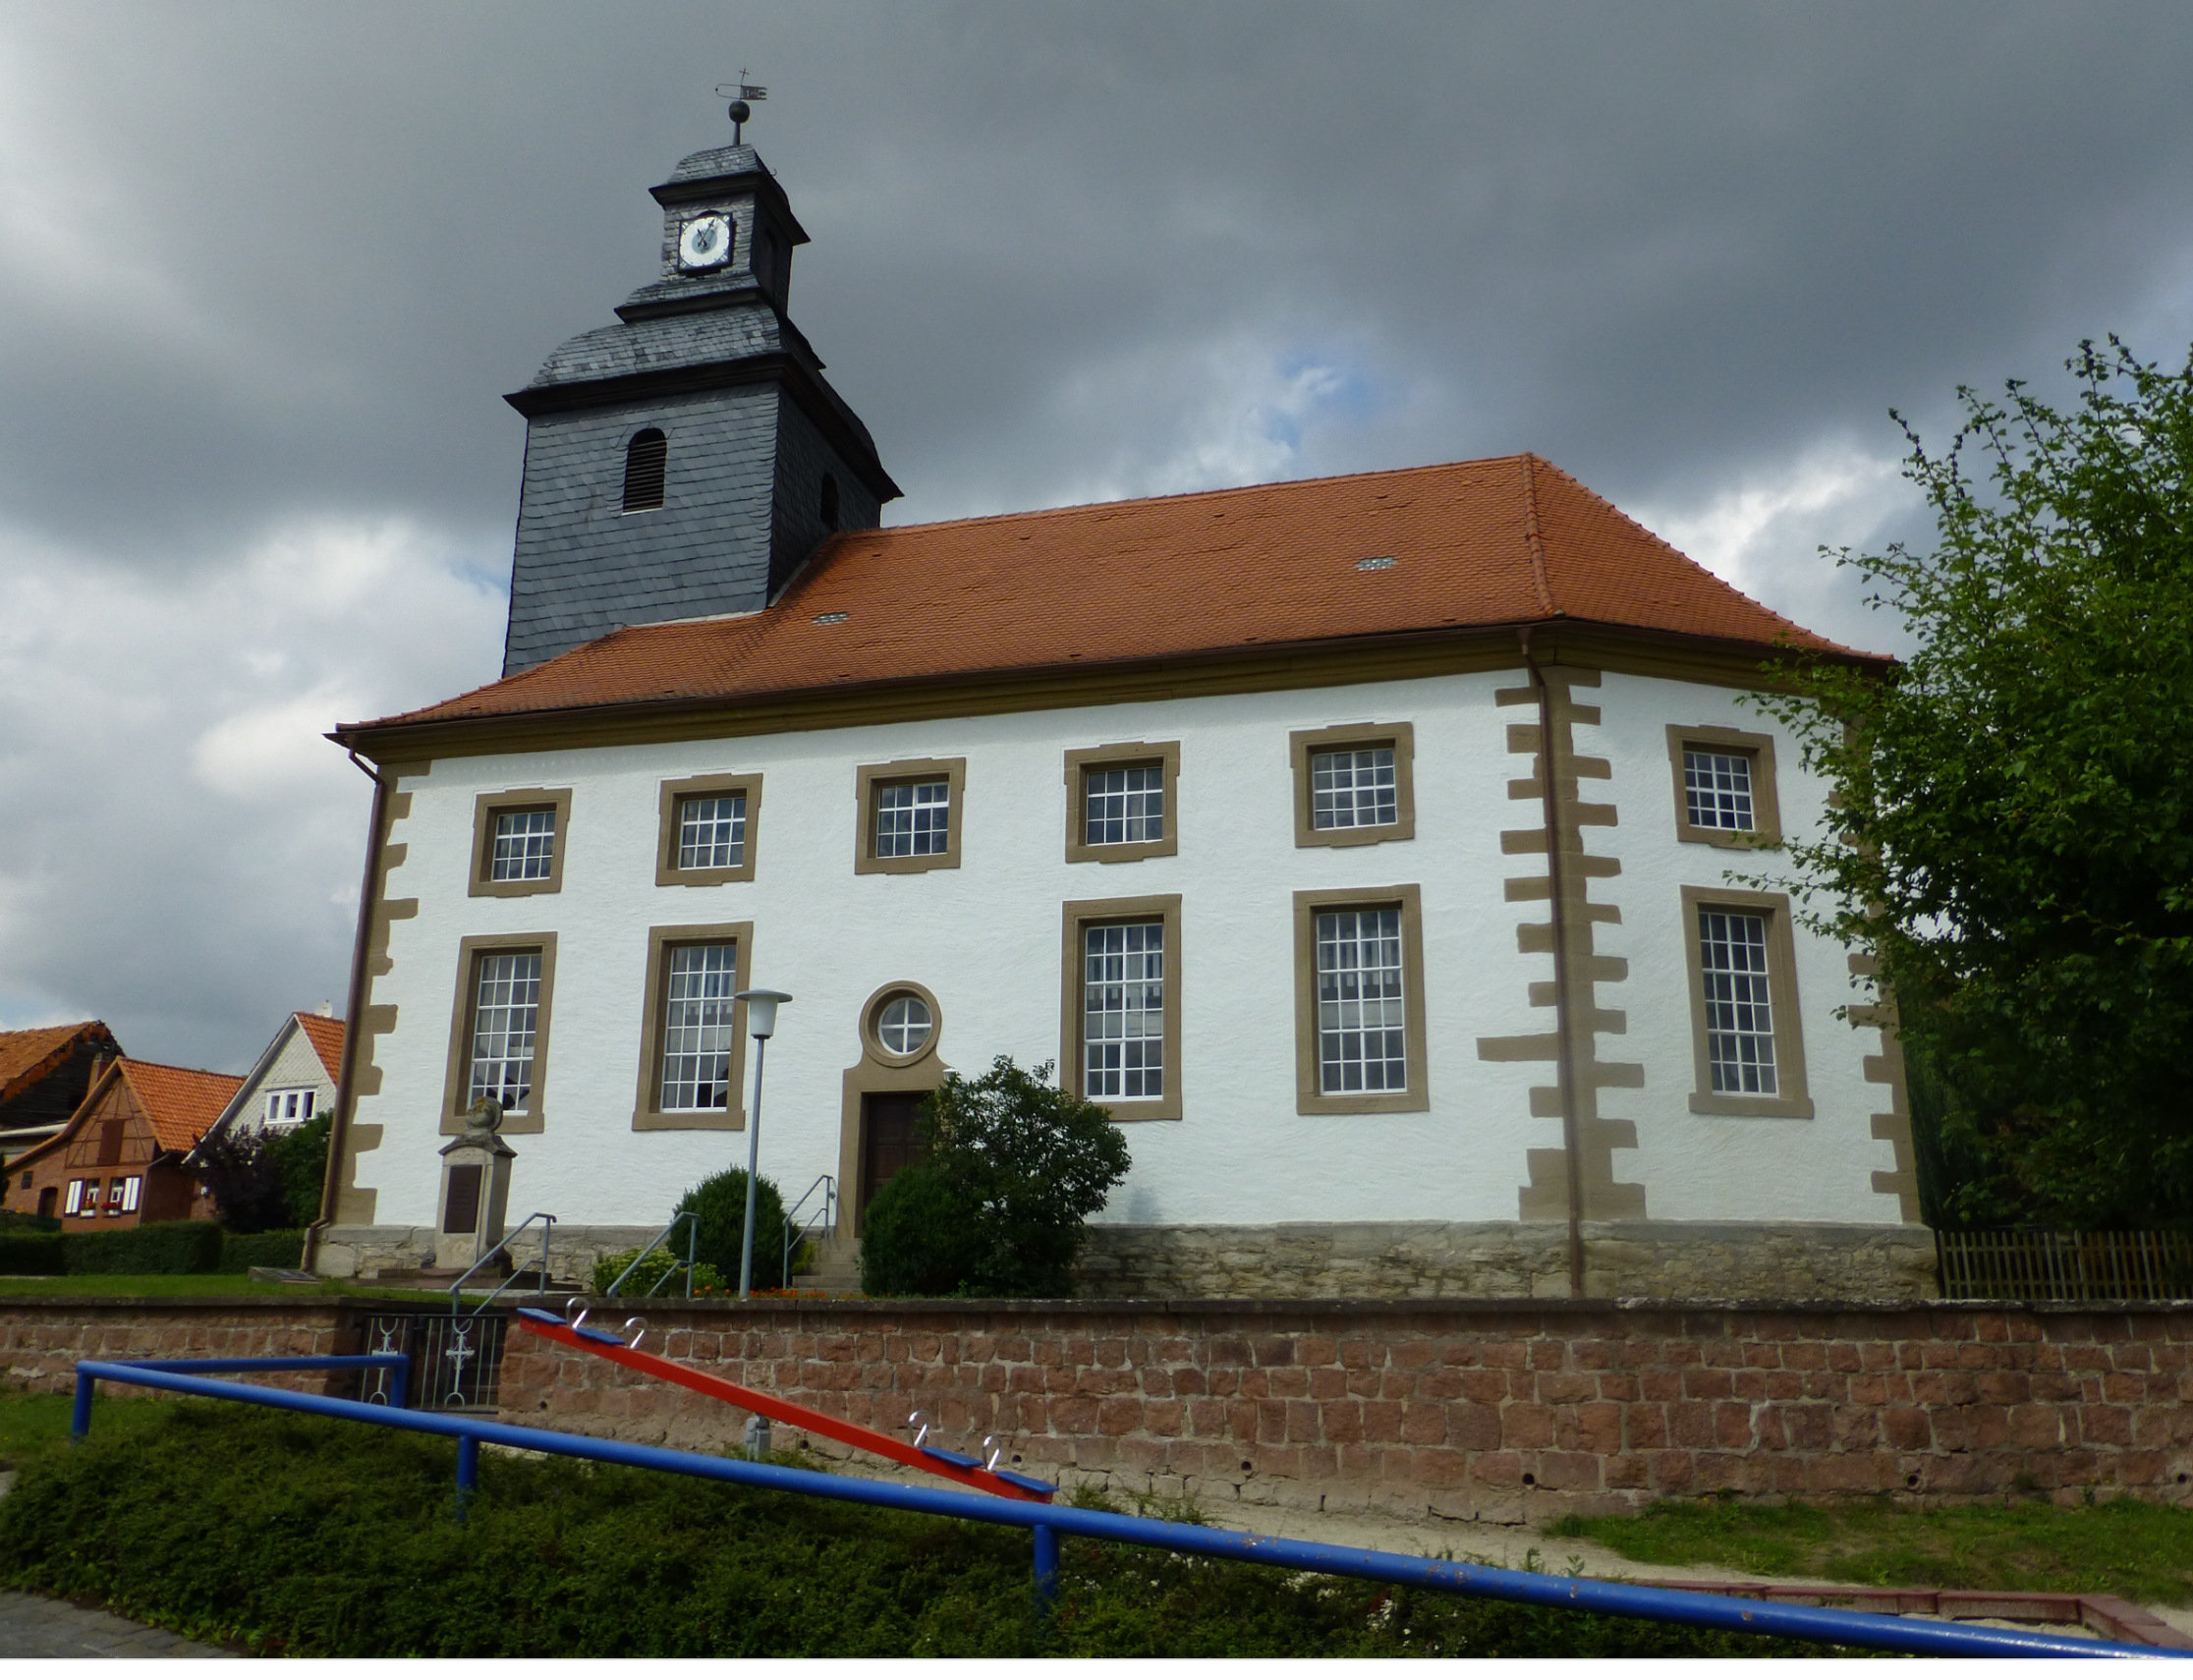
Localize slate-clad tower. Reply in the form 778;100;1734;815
501;144;899;675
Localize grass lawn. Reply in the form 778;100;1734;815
0;1394;1848;1658
1547;1495;2193;1605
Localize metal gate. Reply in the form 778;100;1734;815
357;1313;510;1411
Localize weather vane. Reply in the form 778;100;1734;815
715;74;767;145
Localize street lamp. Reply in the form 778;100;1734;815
731;988;793;1300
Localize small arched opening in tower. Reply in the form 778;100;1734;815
818;472;840;532
622;428;668;513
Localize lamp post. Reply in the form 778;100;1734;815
731;989;792;1300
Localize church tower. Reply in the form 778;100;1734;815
500;141;899;675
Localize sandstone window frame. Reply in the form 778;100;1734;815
860;980;943;1070
655;772;763;887
468;787;574;898
854;757;967;875
1289;722;1417;849
1292;883;1430;1114
631;920;754;1132
1680;884;1814;1118
1063;740;1181;865
439;931;559;1136
1060;893;1183;1123
1665;725;1782;847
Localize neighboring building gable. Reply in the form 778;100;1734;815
0;1021;123;1150
2;1057;243;1228
201;1010;347;1147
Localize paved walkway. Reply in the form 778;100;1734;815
0;1591;234;1658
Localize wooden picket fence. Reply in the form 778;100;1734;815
1936;1229;2193;1302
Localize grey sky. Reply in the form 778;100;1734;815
3;0;2191;1072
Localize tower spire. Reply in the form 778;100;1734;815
715;75;767;145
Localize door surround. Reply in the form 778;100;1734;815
838;980;946;1235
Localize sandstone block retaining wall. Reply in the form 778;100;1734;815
1;1299;354;1398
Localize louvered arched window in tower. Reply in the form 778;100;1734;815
622;428;668;513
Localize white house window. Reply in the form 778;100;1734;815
264;1089;314;1128
468;951;542;1112
1699;909;1777;1094
876;993;933;1057
1316;908;1407;1092
1684;751;1756;832
1310;748;1397;830
678;794;747;870
489;809;557;881
64;1180;84;1215
120;1177;141;1213
1085;765;1164;847
874;780;951;859
1083;923;1164;1099
659;943;738;1110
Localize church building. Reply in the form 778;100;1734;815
312;137;1927;1299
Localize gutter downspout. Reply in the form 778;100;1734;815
305;752;389;1276
1519;629;1586;1299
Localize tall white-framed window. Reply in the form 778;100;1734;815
1085;765;1164;848
64;1179;83;1215
490;809;557;881
1698;908;1776;1095
658;942;739;1111
1683;750;1755;834
263;1089;315;1128
1082;922;1165;1101
678;794;747;870
1311;748;1397;831
874;780;951;858
468;951;542;1113
120;1177;141;1213
1315;907;1409;1093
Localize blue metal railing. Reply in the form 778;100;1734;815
67;1355;2176;1658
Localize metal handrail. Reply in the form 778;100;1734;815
606;1208;700;1299
781;1174;836;1289
68;1359;2173;1658
448;1211;557;1318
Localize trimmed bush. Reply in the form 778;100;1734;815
0;1209;62;1234
221;1229;306;1272
589;1248;729;1297
62;1220;223;1275
672;1169;790;1288
0;1232;67;1275
857;1167;984;1298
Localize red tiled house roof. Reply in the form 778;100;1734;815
0;1022;114;1104
344;454;1881;737
292;1013;347;1084
118;1060;246;1152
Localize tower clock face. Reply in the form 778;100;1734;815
678;213;733;271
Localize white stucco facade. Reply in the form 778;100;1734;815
340;663;1910;1257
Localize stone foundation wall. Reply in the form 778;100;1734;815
1075;1221;1940;1302
314;1223;660;1283
0;1299;355;1397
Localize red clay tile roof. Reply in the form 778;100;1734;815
293;1013;347;1084
0;1022;115;1104
118;1059;245;1153
354;455;1880;733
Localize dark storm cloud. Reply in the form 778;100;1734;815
3;0;2191;1068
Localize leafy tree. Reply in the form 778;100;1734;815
197;1114;330;1234
1754;338;2193;1227
860;1056;1131;1297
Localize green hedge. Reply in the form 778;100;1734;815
0;1209;62;1234
0;1233;66;1275
220;1229;306;1272
61;1221;224;1275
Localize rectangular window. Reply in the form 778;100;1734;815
1699;909;1776;1093
1312;748;1397;831
854;758;966;875
659;943;739;1110
120;1177;141;1213
1087;767;1164;847
875;780;950;857
655;773;762;886
632;921;754;1131
1680;886;1813;1118
1292;885;1429;1113
1063;742;1181;865
468;951;541;1113
1683;750;1754;833
1060;895;1182;1121
490;809;557;881
441;932;557;1134
1082;922;1165;1100
1315;907;1409;1093
64;1180;83;1215
1666;727;1781;846
678;795;747;870
469;788;572;897
1291;723;1417;849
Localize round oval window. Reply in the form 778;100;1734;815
877;993;932;1056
